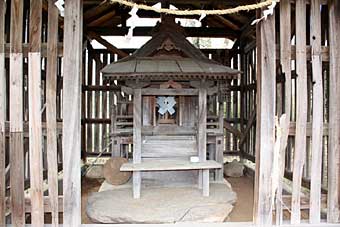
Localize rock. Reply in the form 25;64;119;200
224;159;245;177
103;157;131;185
85;165;104;179
86;183;237;223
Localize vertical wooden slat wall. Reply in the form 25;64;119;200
328;0;340;223
46;0;60;226
63;0;83;226
28;0;44;225
310;0;323;223
9;0;25;226
0;0;5;226
254;7;276;226
291;0;307;224
276;0;291;224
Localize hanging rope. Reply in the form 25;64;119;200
108;0;279;16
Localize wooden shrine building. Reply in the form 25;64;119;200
102;16;240;198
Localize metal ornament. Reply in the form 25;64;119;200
156;96;176;115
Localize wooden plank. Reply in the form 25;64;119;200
6;196;63;213
198;84;207;190
63;0;82;225
239;111;256;146
121;160;222;171
276;0;292;224
9;0;25;225
46;1;59;226
133;88;142;199
28;0;44;225
328;0;340;223
87;31;128;58
254;8;276;226
202;169;209;196
309;0;323;223
141;88;198;96
291;0;308;224
0;0;5;225
215;136;224;181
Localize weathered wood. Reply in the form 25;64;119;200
141;88;198;96
46;1;59;226
87;31;128;58
276;0;292;224
9;0;25;225
5;196;63;213
215;136;224;181
63;0;83;225
28;0;44;225
223;120;242;138
254;9;276;226
239;111;256;146
309;0;323;223
328;0;340;223
121;160;222;171
292;0;308;224
0;0;5;225
198;84;207;190
133;88;142;199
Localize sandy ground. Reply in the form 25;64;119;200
227;176;254;222
81;176;254;224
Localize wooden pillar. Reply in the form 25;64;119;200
254;8;276;227
9;0;25;225
310;0;323;223
46;1;59;226
198;82;208;196
28;0;44;225
0;0;5;225
63;0;83;226
276;0;292;224
292;0;307;224
133;88;142;199
328;0;340;223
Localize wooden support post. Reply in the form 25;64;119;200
328;0;340;223
254;8;276;227
202;169;209;196
198;82;207;193
0;0;5;225
292;0;307;224
133;88;142;199
28;0;44;225
310;0;323;223
63;0;83;226
46;1;59;226
276;0;291;224
9;0;25;225
215;136;224;181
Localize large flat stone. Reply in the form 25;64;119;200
86;183;237;224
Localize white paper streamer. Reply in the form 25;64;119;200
251;1;276;25
55;0;64;17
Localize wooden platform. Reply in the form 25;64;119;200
121;160;222;198
120;160;222;171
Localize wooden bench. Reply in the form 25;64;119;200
120;160;222;198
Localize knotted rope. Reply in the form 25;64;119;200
109;0;279;15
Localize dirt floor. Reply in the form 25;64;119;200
81;176;254;224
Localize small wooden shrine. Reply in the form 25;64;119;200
101;16;240;199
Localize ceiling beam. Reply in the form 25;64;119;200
87;31;129;58
87;26;238;38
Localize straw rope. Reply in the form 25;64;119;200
109;0;279;15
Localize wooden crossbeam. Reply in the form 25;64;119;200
87;10;116;27
87;31;128;58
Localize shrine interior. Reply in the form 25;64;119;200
0;0;340;226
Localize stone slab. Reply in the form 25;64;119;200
87;182;237;224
